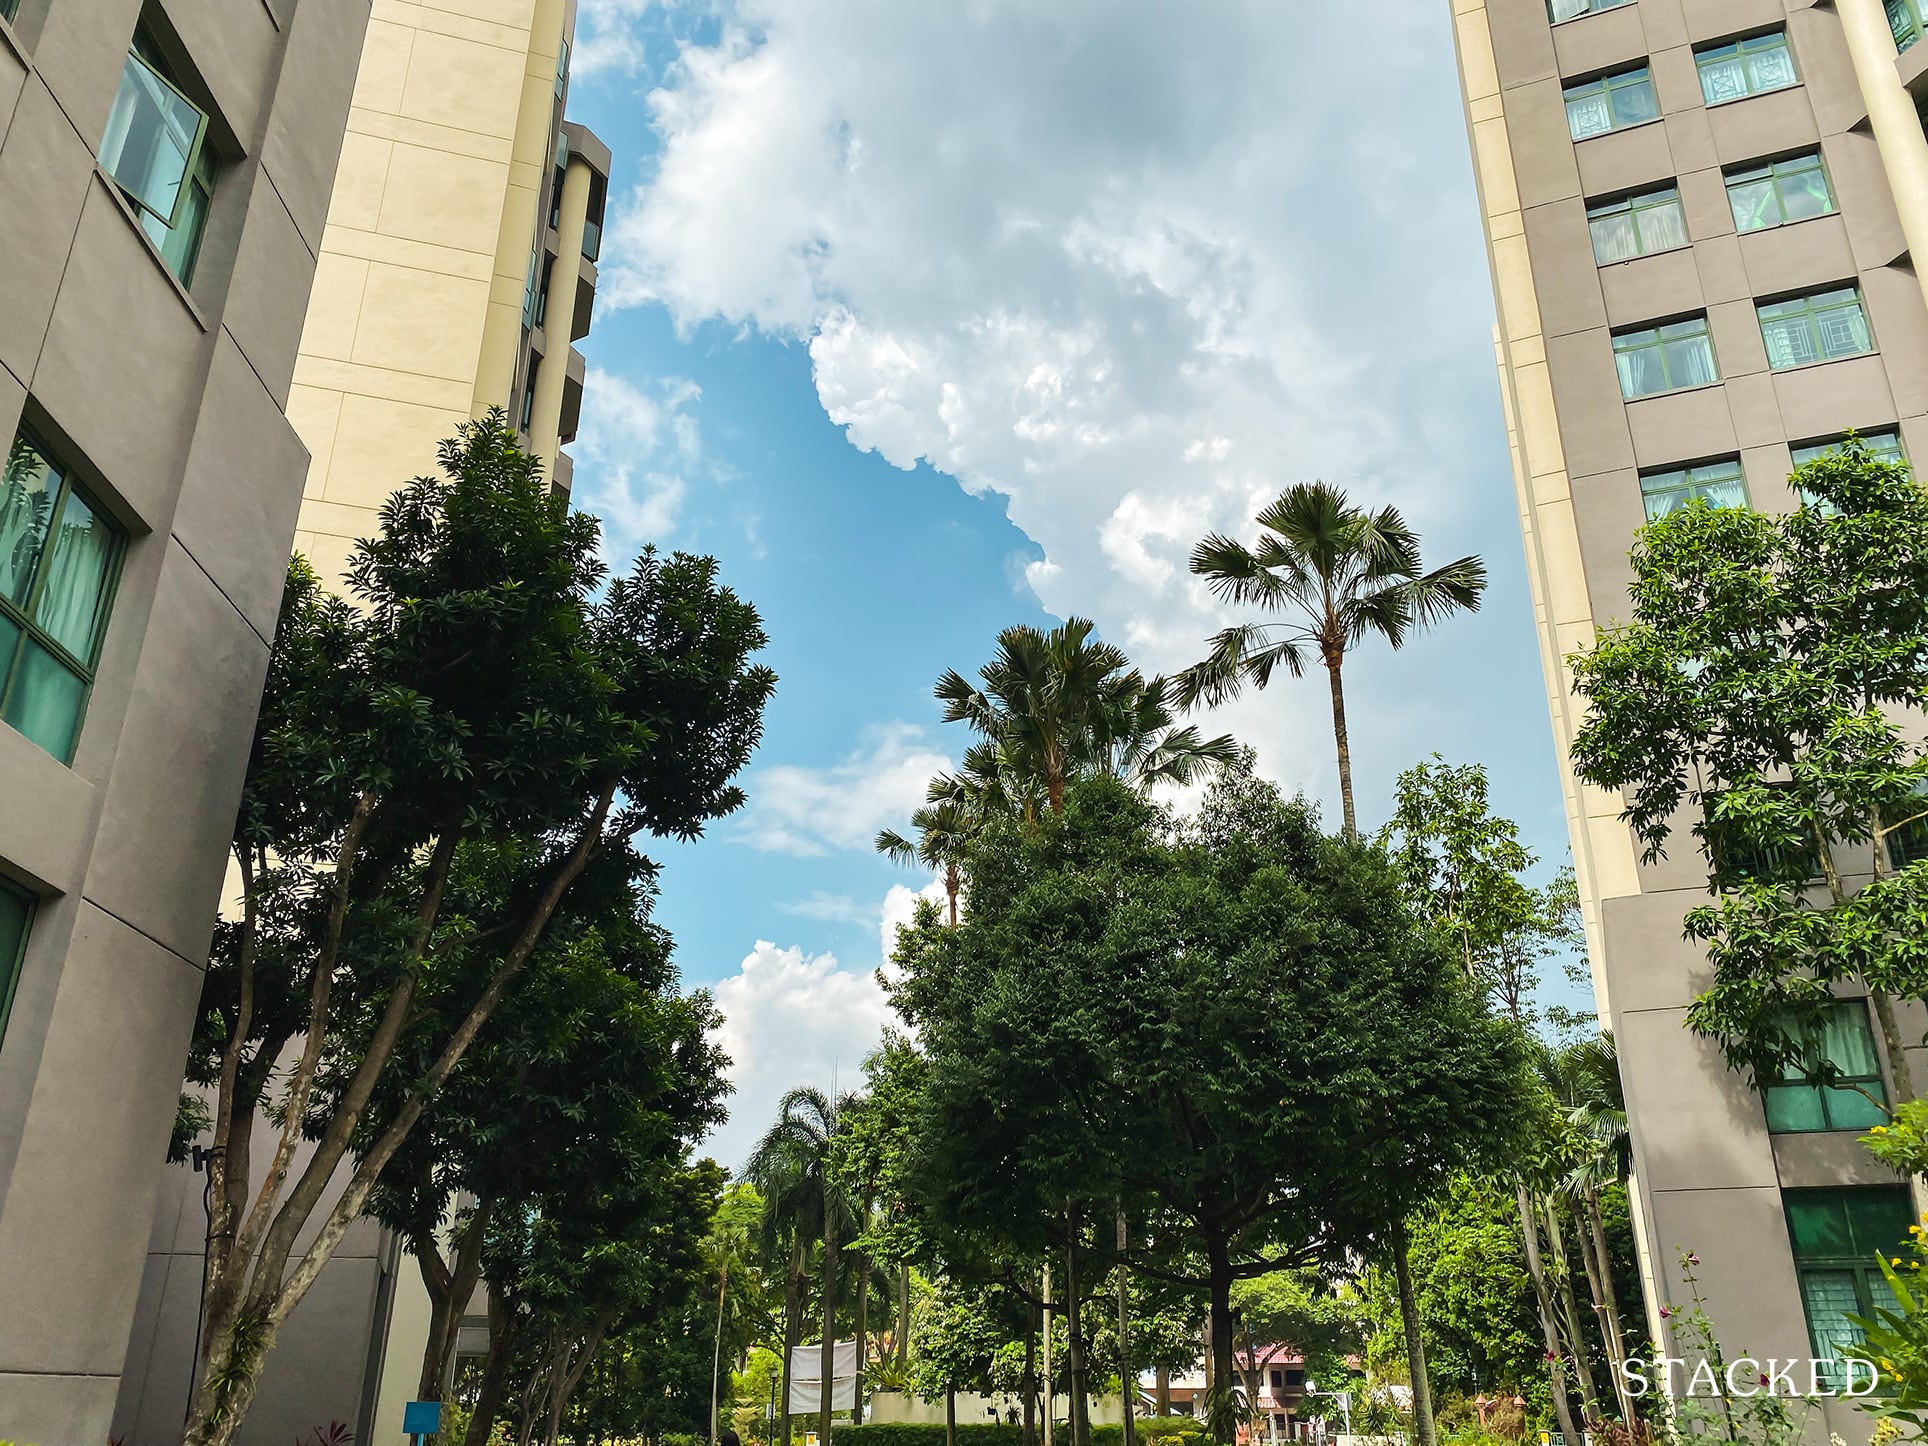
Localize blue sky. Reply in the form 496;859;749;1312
560;0;1588;1166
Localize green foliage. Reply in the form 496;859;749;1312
1864;1099;1928;1177
829;1425;1027;1446
1661;1251;1822;1446
1851;1240;1928;1435
1568;437;1928;1093
1089;1422;1208;1446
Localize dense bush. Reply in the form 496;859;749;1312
1091;1420;1206;1446
831;1426;1026;1446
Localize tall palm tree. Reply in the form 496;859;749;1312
876;800;974;927
1557;1033;1638;1424
1176;483;1486;837
748;1087;856;1446
939;619;1238;816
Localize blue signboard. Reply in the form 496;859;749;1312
403;1400;443;1436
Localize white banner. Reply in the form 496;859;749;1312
789;1340;861;1413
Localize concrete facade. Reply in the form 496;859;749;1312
1448;0;1928;1429
110;3;609;1442
0;0;368;1439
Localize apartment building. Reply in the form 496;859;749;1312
1448;0;1928;1427
0;0;367;1440
109;2;610;1441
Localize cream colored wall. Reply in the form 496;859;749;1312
286;0;566;588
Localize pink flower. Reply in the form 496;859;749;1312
1659;1307;1675;1320
1685;1252;1700;1266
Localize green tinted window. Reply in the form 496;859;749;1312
1697;32;1798;105
1565;68;1659;140
1787;1187;1913;1392
1550;0;1634;18
98;37;215;286
1589;187;1689;264
1890;0;1925;52
1763;1002;1890;1133
1759;288;1874;369
1613;317;1718;398
1726;153;1835;232
0;432;125;763
1640;458;1746;521
0;879;27;1044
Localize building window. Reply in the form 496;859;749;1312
1889;0;1925;52
0;878;28;1044
1565;66;1660;140
1696;32;1798;106
0;0;18;24
1726;153;1835;232
555;36;570;97
1792;430;1906;515
98;35;216;286
1550;0;1634;20
0;432;125;763
1640;458;1747;520
1764;1002;1889;1133
1588;186;1688;263
1758;288;1874;370
1786;1188;1911;1392
520;355;540;431
583;172;607;263
1612;317;1718;398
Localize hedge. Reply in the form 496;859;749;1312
832;1419;1205;1446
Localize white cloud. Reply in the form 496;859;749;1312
571;0;659;77
572;367;704;560
777;891;873;924
737;723;951;856
880;875;950;962
706;939;895;1170
601;0;1530;816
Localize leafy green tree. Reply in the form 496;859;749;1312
1175;483;1486;837
1570;439;1928;1105
183;413;774;1446
892;774;1529;1446
710;1185;772;1441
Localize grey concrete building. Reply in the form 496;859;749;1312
1448;0;1928;1428
0;0;367;1439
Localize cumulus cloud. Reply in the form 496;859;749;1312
736;723;951;856
571;0;658;77
600;0;1528;809
571;367;704;560
706;939;896;1169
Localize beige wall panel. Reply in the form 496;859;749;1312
329;227;498;283
376;143;510;253
353;106;512;164
394;1;529;52
320;391;467;509
1576;120;1675;201
300;251;372;364
1664;95;1721;173
1552;5;1647;77
1706;86;1820;163
0;77;94;392
1649;43;1704;113
1601;245;1705;326
287;384;347;492
1545;329;1637;476
1707;293;1770;372
1736;213;1856;298
295;353;474;411
1569;466;1642;614
262;0;379;251
27;0;142;151
325;130;395;235
419;0;540;27
293;528;360;595
1619;1004;1781;1192
0;905;200;1374
1741;440;1799;511
1770;353;1898;441
1524;201;1607;337
1626;383;1737;466
349;262;491;380
1639;0;1691;50
1507;76;1585;206
1488;0;1560;85
352;17;416;113
1679;0;1794;43
399;30;527;137
1691;228;1754;303
1597;891;1715;1013
1678;165;1738;238
1789;7;1866;137
31;183;208;531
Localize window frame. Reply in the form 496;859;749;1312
0;876;30;1048
1639;456;1748;521
1548;0;1635;22
1588;185;1690;264
1757;286;1876;371
1695;30;1800;107
1611;315;1720;399
0;0;18;25
100;34;218;287
1889;0;1926;52
0;430;128;764
1762;1000;1890;1134
1725;151;1837;233
1564;66;1661;141
1785;1188;1913;1393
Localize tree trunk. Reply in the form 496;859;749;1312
822;1209;841;1446
464;1294;521;1446
854;1244;869;1426
1206;1235;1237;1446
1065;1220;1089;1446
782;1237;805;1446
1389;1219;1436;1446
1517;1183;1582;1446
898;1260;912;1371
713;1261;731;1442
1543;1198;1602;1421
1025;1301;1040;1446
1117;1211;1135;1446
418;1194;493;1402
947;1381;958;1446
1579;1188;1635;1423
1323;654;1357;839
1043;1264;1055;1446
1156;1367;1171;1419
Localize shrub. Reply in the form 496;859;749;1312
830;1425;1025;1446
1091;1421;1207;1446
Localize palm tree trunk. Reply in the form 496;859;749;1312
1322;655;1357;838
1578;1187;1635;1422
1117;1210;1135;1446
1389;1218;1437;1446
712;1260;730;1442
1544;1198;1602;1420
1517;1183;1582;1446
1043;1264;1055;1446
821;1212;841;1446
898;1260;911;1371
1065;1219;1089;1446
854;1241;869;1426
782;1238;804;1446
1025;1301;1040;1446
